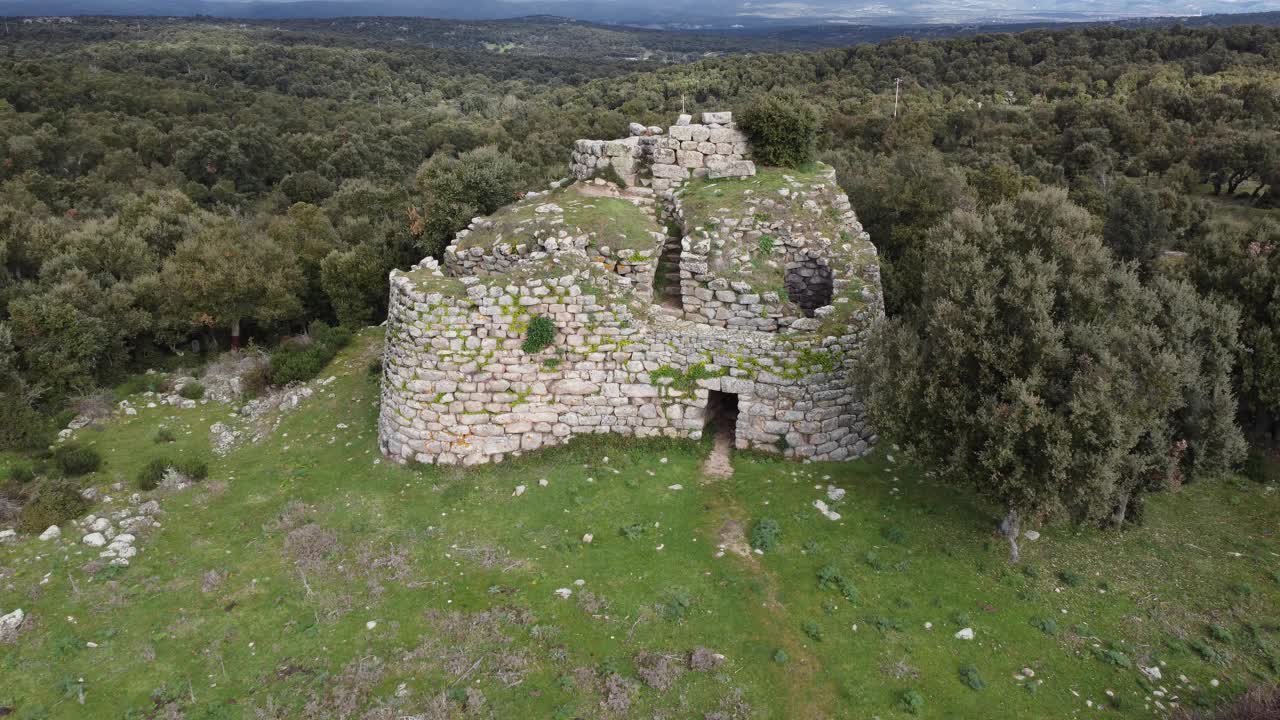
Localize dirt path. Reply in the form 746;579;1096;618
701;425;734;480
705;490;838;719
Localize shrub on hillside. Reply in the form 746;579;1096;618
178;382;205;400
138;455;210;490
739;93;820;168
0;393;49;452
7;463;35;484
137;457;170;490
53;443;102;477
856;189;1245;553
17;481;88;533
269;322;352;386
173;456;209;481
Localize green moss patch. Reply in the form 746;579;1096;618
453;183;663;256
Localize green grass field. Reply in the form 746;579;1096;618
2;329;1277;719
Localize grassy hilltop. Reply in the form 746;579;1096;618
0;330;1278;719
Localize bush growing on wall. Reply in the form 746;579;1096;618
522;316;556;354
739;93;820;168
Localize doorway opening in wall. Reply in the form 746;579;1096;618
784;258;834;317
705;390;739;442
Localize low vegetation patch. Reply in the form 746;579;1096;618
270;322;352;385
16;480;88;533
748;517;781;552
52;443;101;477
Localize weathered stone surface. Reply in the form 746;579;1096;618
706;160;756;180
379;110;883;467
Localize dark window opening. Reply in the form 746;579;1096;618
784;259;834;317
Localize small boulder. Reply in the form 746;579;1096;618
82;532;107;547
0;608;25;638
955;628;975;640
39;526;61;541
689;647;725;671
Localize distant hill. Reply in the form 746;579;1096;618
2;0;1280;35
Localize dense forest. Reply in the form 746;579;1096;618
0;17;1277;461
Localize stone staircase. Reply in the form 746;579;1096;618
655;233;684;312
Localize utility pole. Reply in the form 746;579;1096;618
893;77;902;119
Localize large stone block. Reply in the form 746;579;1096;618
551;378;599;395
677;150;704;168
702;111;732;124
651;163;689;180
706;160;757;180
707;127;747;144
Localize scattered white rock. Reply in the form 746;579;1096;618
1141;666;1162;681
1;608;25;636
812;499;841;521
90;517;111;533
538;479;548;487
1023;529;1041;541
924;622;933;630
826;486;845;502
667;484;683;491
1210;679;1220;688
82;532;107;547
366;620;377;630
582;533;593;544
955;627;975;640
554;588;573;599
512;485;526;497
39;525;61;541
0;529;15;542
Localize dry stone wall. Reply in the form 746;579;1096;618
671;166;880;332
378;268;876;466
378;110;885;467
571;112;756;191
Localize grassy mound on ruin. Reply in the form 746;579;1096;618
678;164;863;296
452;182;664;257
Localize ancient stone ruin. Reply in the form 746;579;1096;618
378;111;885;466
